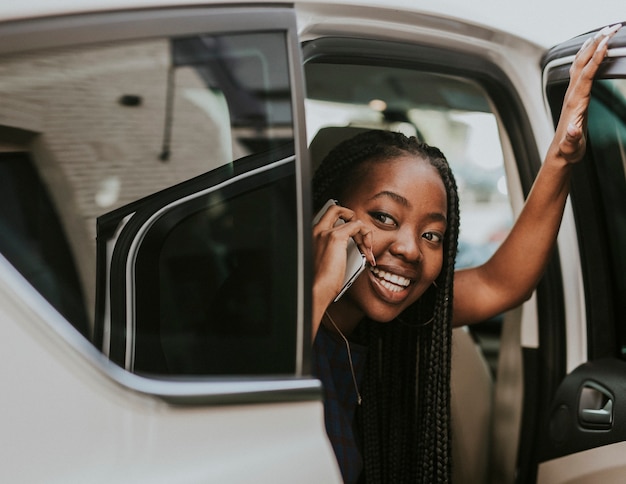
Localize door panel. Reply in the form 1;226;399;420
539;24;626;481
540;359;626;461
538;441;626;484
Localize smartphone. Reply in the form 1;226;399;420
313;199;367;302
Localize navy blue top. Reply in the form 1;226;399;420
312;324;368;484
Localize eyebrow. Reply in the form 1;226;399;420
371;190;448;225
371;190;410;207
428;212;448;226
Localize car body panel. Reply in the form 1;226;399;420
0;0;624;48
1;253;341;483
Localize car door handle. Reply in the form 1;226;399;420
578;382;613;429
580;399;613;425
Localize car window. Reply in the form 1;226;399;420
305;63;513;373
0;151;89;336
101;146;298;375
586;79;626;358
0;15;304;377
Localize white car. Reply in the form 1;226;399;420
0;1;625;482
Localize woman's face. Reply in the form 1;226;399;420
337;154;447;324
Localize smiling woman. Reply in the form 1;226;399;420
311;130;459;483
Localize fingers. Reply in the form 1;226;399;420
352;225;376;267
313;203;376;266
313;202;353;230
570;23;621;85
557;24;621;162
575;24;621;63
569;26;618;100
570;24;621;85
329;217;376;267
594;23;622;40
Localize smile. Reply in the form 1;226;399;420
370;267;411;293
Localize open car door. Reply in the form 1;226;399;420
537;24;626;484
85;7;317;387
0;6;339;481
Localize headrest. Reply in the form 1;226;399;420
308;126;372;172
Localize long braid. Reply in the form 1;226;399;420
425;146;457;482
314;130;459;483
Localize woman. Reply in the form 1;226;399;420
311;25;621;483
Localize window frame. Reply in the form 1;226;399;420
544;52;626;361
302;35;567;483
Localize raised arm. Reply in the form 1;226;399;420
452;24;622;327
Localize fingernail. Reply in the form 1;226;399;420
582;37;593;49
608;23;622;35
594;23;622;40
597;35;610;50
594;25;611;39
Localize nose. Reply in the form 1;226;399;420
388;227;421;262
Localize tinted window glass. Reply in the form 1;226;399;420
587;79;626;357
0;152;88;335
124;156;298;375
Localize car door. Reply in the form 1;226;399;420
536;25;626;484
0;5;340;482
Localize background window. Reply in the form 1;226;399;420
305;63;513;373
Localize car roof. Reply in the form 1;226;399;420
0;0;623;49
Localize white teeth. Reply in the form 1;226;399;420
370;267;411;290
380;279;404;292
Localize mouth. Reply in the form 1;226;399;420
370;266;412;293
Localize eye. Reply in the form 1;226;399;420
370;211;397;227
422;231;443;244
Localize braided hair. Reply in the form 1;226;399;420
313;130;460;483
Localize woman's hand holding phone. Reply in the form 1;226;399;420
311;199;375;338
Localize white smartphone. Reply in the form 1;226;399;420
313;199;367;302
